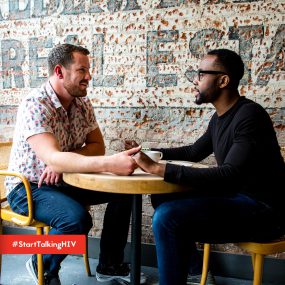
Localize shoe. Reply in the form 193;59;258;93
44;272;61;285
26;256;61;285
187;271;216;285
26;256;38;285
96;262;146;284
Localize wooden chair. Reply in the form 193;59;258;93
0;142;91;285
200;239;285;285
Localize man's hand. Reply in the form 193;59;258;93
124;140;139;150
38;166;62;188
132;151;166;177
108;146;141;176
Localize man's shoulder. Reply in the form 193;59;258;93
18;84;57;119
237;97;266;114
235;97;270;125
22;84;48;100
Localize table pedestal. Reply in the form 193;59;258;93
130;194;142;285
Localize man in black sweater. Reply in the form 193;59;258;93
128;49;285;285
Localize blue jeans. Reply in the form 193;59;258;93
8;182;132;275
151;192;283;285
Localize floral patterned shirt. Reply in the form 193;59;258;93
5;82;98;195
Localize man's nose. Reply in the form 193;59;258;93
85;71;92;81
193;78;198;86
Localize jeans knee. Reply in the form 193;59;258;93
59;210;92;234
152;204;172;235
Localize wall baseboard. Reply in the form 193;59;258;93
3;226;285;283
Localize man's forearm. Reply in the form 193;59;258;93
49;151;108;173
152;163;166;177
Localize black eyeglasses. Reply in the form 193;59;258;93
185;69;228;82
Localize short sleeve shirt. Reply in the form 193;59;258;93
5;82;98;195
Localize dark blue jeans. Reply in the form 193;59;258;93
8;182;132;275
151;192;283;285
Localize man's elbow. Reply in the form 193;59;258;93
48;152;64;172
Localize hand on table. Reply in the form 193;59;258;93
109;146;141;176
38;166;62;187
132;152;166;177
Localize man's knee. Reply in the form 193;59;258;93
152;204;173;234
60;210;92;234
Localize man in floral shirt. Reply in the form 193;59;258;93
6;44;145;285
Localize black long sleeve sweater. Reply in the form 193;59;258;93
155;97;285;212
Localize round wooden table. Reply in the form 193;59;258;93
63;161;206;285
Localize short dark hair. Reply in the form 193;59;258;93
207;49;244;89
47;44;90;76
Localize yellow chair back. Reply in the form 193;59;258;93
0;142;12;200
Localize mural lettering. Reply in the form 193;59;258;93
92;34;124;87
33;0;61;17
255;24;285;86
1;40;25;88
9;0;30;20
0;25;283;89
0;0;142;20
229;25;264;85
29;38;53;88
147;30;179;87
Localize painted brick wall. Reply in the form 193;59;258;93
0;0;284;257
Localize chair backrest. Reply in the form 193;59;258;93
0;142;12;199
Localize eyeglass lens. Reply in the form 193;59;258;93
185;69;227;82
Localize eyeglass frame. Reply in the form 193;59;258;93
186;69;228;82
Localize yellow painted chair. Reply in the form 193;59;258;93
200;239;285;285
0;142;91;285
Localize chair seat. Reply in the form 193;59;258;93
201;238;285;285
236;237;285;255
1;205;47;227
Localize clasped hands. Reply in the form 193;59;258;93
124;140;160;174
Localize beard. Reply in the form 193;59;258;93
194;90;206;105
63;80;88;97
194;87;220;105
195;92;206;105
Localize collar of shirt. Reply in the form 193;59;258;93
44;81;63;109
45;81;84;112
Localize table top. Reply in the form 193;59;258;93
63;160;208;195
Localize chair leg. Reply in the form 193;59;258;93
38;226;92;278
200;243;211;285
36;227;44;285
44;226;50;234
84;236;91;276
253;253;264;285
251;253;256;268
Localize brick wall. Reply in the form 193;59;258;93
0;0;284;256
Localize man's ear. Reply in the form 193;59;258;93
219;75;230;88
54;65;63;79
